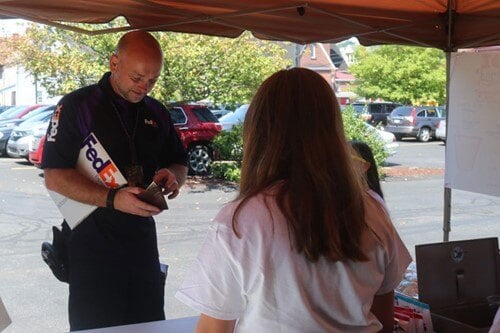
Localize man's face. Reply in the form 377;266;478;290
109;50;162;103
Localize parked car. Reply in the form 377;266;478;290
7;109;55;159
365;123;399;157
385;105;445;142
218;104;249;131
0;104;46;121
0;105;55;156
0;105;14;115
208;105;234;119
351;101;403;126
29;134;46;167
167;103;222;175
435;119;446;142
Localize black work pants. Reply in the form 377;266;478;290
67;209;165;331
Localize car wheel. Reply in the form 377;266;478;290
188;145;211;175
417;127;431;142
394;134;403;141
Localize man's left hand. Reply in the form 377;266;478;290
154;168;180;199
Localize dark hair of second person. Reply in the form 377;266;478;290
350;140;384;199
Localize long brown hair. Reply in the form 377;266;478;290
233;68;367;262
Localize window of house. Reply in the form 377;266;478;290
310;44;316;59
10;91;16;105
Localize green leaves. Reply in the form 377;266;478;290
154;32;289;106
342;106;388;168
17;25;290;105
350;45;446;105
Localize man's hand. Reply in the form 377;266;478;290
153;168;180;199
113;187;161;217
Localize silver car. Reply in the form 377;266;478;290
435;119;446;142
385;105;445;142
6;110;54;159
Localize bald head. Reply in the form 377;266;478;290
114;30;163;63
109;31;164;103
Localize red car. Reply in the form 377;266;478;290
29;103;222;175
29;134;46;167
167;103;222;175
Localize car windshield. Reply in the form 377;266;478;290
352;104;366;114
391;106;414;116
21;105;54;120
0;105;27;119
193;107;219;123
22;110;54;123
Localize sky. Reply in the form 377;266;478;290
0;19;28;36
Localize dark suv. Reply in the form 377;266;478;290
167;103;222;175
385;105;445;142
351;101;402;126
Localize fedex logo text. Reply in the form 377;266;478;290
47;104;63;142
83;135;120;189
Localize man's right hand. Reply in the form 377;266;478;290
113;187;161;217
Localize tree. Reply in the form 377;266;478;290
17;24;118;97
16;24;290;106
1;34;25;66
350;45;446;105
156;33;289;107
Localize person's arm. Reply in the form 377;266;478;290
44;168;161;217
153;163;188;199
194;314;236;333
370;291;395;333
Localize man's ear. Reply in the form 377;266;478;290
109;54;119;71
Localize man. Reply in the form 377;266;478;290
42;31;188;331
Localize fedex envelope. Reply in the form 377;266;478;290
48;132;127;229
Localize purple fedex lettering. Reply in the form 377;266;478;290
82;134;120;188
82;135;111;173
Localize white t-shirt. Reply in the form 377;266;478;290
176;190;412;332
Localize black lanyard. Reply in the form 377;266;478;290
109;99;144;187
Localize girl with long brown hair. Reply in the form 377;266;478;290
177;68;411;332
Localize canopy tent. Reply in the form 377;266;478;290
1;0;499;240
0;0;500;50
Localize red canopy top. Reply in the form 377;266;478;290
1;1;499;50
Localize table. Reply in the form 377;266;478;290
73;316;198;333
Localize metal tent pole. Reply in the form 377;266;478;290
442;0;454;241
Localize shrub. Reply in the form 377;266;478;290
212;124;243;164
342;106;389;169
211;161;241;182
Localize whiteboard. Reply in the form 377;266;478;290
445;51;500;197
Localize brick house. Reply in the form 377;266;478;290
297;42;357;106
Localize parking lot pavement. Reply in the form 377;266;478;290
0;161;238;332
0;154;499;332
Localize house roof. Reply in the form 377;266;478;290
335;71;355;81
